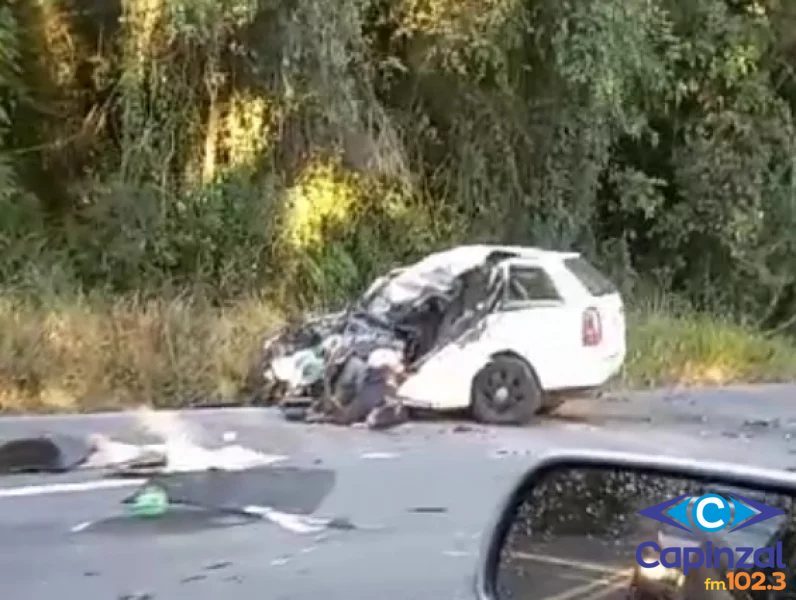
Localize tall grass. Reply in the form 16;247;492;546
1;291;795;413
621;309;796;389
0;294;282;413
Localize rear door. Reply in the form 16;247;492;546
482;259;576;389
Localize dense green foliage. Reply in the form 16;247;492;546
1;0;795;329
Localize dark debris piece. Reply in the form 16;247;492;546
0;434;92;474
327;517;357;530
110;451;168;478
744;418;780;428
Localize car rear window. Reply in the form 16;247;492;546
564;257;617;297
506;266;561;303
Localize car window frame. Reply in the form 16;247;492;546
563;256;617;297
498;260;564;312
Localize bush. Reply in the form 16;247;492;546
622;309;796;388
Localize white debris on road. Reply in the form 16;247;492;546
86;407;286;472
360;452;400;460
0;478;143;499
84;436;162;468
70;521;94;533
242;505;331;534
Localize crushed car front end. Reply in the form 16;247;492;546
251;246;511;422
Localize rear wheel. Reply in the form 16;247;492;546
471;356;542;425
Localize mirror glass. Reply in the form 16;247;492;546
495;465;796;599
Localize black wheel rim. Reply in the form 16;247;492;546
476;363;529;413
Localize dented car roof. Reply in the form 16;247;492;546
364;245;579;310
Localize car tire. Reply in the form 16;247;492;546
471;356;542;425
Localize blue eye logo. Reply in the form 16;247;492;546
639;493;784;533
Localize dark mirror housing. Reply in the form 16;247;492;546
476;451;796;600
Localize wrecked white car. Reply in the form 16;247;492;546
251;245;626;425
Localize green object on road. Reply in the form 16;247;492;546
130;484;169;518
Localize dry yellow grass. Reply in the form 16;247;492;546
1;297;796;413
0;295;283;413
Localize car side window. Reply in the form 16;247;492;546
505;266;561;304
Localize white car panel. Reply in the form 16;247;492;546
398;249;627;410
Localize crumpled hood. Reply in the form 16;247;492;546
365;245;507;312
263;245;513;394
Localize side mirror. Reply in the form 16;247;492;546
477;452;796;600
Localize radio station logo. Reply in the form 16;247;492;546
635;493;787;577
640;492;783;534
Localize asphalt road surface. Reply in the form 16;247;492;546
497;536;637;600
2;384;796;600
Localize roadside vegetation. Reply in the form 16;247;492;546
624;309;796;389
2;0;796;412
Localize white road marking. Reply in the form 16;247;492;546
511;551;623;575
588;578;635;600
360;452;400;459
545;572;632;600
442;550;472;558
0;478;144;499
510;552;634;600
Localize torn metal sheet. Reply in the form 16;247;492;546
124;466;335;515
254;245;514;422
88;434;286;476
86;436;167;474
